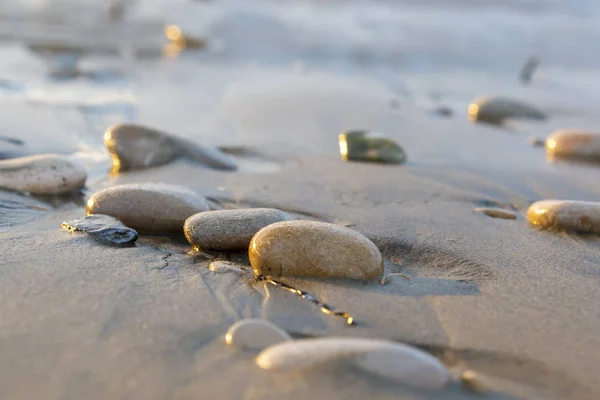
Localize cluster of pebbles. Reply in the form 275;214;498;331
1;107;600;390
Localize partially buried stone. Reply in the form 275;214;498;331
225;319;291;350
545;130;600;161
104;123;237;173
468;96;547;125
249;220;383;279
0;154;87;195
527;200;600;233
86;183;209;233
62;214;138;246
475;207;518;220
184;208;291;251
338;130;406;164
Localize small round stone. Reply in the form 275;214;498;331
0;154;86;194
86;183;209;233
338;130;406;164
62;214;138;246
184;208;291;251
468;96;546;125
545;130;600;161
249;220;383;279
475;207;518;220
527;200;600;234
225;319;291;350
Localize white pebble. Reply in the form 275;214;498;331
256;337;449;389
225;319;291;350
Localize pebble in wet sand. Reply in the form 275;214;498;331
467;96;547;125
0;154;87;195
86;183;209;233
338;130;406;164
62;214;138;246
104;123;237;173
545;130;600;161
226;319;291;350
527;200;600;234
256;337;449;389
249;220;383;279
528;136;545;147
184;208;291;251
475;207;518;220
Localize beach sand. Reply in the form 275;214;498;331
1;1;600;399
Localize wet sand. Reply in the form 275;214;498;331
2;1;600;399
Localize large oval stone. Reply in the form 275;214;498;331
249;220;383;279
468;96;546;125
86;183;209;233
184;208;290;251
527;200;600;234
0;154;86;194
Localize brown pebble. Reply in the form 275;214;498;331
184;208;291;251
527;200;600;234
475;207;518;220
249;220;383;279
545;130;600;161
460;370;487;394
86;183;209;233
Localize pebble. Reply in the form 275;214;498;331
338;130;406;164
527;200;600;234
519;56;540;84
545;130;600;161
225;319;291;350
475;207;518;220
0;154;87;195
528;136;545;147
62;214;138;246
249;220;383;279
164;25;207;50
104;123;237;173
184;208;291;251
467;96;547;125
460;370;488;394
255;337;449;389
86;183;209;233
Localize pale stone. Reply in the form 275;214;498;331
545;130;600;161
184;208;290;251
475;207;518;220
86;183;209;233
255;338;449;389
249;220;383;279
225;319;291;350
0;154;86;194
527;200;600;234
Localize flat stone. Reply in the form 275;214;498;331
62;214;138;246
104;123;237;173
475;207;518;220
545;130;600;161
184;208;291;251
249;220;383;279
0;154;87;195
338;130;406;164
225;319;291;350
86;183;209;233
468;96;547;125
255;337;449;389
527;200;600;234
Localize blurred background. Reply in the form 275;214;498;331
1;0;599;167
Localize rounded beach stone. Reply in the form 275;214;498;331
545;130;600;161
225;319;291;350
86;183;209;233
104;123;237;173
467;96;546;125
338;130;406;164
255;337;449;389
249;220;383;279
184;208;291;251
527;200;600;234
104;123;179;173
0;154;87;194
